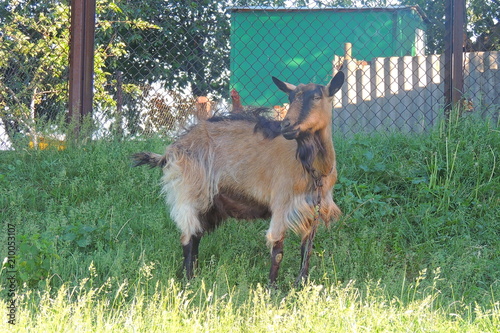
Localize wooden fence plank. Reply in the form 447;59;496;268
332;50;499;135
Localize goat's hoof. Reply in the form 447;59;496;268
267;281;279;291
294;272;309;288
294;277;304;288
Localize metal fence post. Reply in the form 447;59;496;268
69;0;96;138
444;0;465;117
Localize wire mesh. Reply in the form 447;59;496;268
1;0;499;150
1;0;70;150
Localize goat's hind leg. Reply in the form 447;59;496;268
179;203;222;280
174;203;205;280
182;235;201;279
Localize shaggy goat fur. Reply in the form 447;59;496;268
133;71;345;283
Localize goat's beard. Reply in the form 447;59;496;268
295;132;325;174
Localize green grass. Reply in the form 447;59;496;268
0;112;499;331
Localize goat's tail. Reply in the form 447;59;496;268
131;152;166;168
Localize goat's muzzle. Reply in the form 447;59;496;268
281;119;299;140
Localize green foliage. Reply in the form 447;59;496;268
101;0;231;97
0;1;71;146
466;0;500;50
0;0;158;146
16;233;60;287
61;222;103;250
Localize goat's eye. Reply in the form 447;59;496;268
314;95;321;100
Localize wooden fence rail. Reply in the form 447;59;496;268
332;50;500;134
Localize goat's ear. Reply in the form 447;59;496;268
327;71;345;97
272;76;296;94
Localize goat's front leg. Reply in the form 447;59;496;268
295;225;317;285
269;239;284;285
182;235;201;279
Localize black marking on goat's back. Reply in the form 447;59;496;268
253;117;282;139
206;108;282;139
207;107;267;122
207;113;256;123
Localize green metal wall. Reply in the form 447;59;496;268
230;8;426;107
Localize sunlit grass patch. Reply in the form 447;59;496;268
1;276;498;332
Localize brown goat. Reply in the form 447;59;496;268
132;71;344;284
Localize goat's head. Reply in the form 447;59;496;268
272;71;344;140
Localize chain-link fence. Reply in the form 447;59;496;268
1;0;499;150
1;0;71;150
